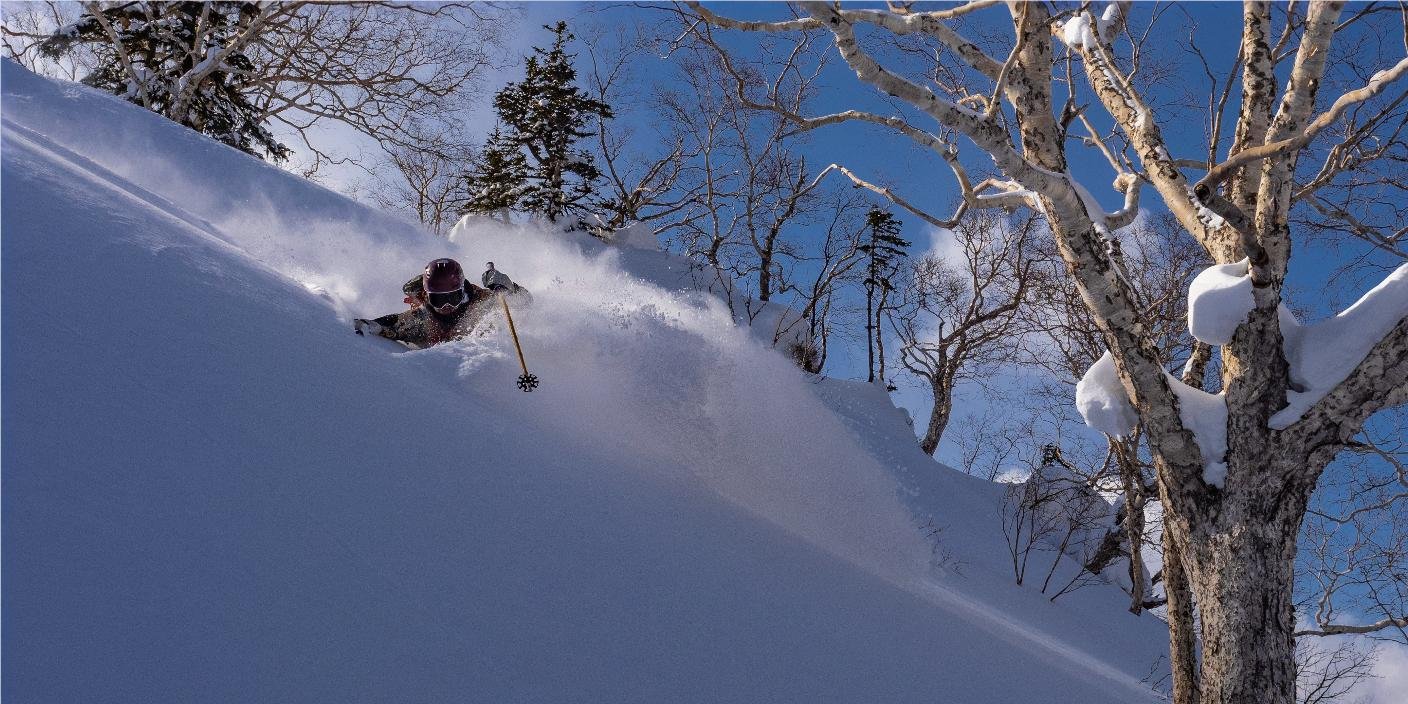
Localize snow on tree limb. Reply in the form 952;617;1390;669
1102;173;1143;231
1276;264;1408;433
1076;352;1138;437
1078;351;1231;489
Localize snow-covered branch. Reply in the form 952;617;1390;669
1103;173;1143;231
1278;264;1408;474
1294;315;1408;446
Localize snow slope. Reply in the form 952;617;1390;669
4;60;1169;702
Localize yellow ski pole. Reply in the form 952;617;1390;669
499;293;539;392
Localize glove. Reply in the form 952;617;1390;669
354;318;384;336
483;266;514;292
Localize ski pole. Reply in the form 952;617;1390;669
499;293;539;392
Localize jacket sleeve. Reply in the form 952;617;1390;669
371;311;420;344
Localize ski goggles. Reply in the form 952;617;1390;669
427;287;467;313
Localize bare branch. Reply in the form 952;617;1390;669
1296;615;1408;637
816;164;956;230
1199;57;1408;193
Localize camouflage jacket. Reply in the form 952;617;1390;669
370;284;497;349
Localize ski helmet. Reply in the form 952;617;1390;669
423;258;465;294
423;258;467;314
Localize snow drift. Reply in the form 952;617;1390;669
3;60;1170;702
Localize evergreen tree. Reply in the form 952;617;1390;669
461;126;528;223
41;2;290;161
860;208;910;385
477;21;612;225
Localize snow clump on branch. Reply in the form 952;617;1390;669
1168;382;1229;488
1059;5;1119;50
1075;352;1137;437
1187;259;1254;345
1076;351;1231;488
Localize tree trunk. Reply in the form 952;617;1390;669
875;288;889;383
1113;439;1148;614
1183;506;1301;704
1122;491;1147;614
865;285;875;383
918;375;951;456
1162;522;1200;704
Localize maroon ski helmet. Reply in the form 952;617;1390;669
423;258;465;294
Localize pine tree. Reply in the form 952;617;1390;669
41;2;290;161
461;126;528;223
484;21;613;225
860;208;910;385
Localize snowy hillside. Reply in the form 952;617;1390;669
4;60;1169;702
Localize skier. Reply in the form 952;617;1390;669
354;258;528;349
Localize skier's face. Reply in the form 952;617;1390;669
428;287;467;315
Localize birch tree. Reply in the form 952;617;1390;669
686;3;1408;702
